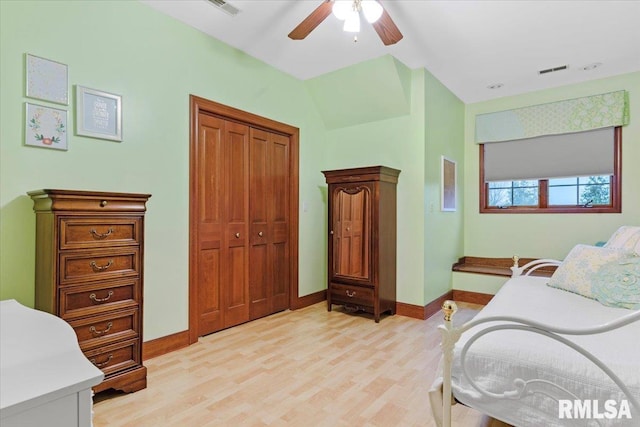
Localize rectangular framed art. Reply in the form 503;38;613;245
76;86;122;141
25;103;68;151
441;156;457;211
26;54;69;105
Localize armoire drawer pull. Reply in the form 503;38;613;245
90;227;113;239
100;200;108;207
346;290;356;297
235;233;240;238
91;354;113;368
90;259;114;272
258;231;263;237
89;291;114;302
89;322;113;336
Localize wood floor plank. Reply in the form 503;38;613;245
93;302;504;426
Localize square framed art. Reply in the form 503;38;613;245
76;86;122;141
25;102;68;150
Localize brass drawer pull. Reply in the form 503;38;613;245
100;200;108;207
346;290;356;297
89;322;113;336
89;291;114;302
90;259;114;272
91;354;113;368
90;227;114;239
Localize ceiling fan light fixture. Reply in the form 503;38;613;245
343;10;361;32
361;0;383;23
332;0;352;21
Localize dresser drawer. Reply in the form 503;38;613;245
330;283;374;306
84;338;140;377
59;279;139;319
69;308;139;351
59;248;139;285
59;217;141;250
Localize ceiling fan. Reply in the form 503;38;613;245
288;0;403;46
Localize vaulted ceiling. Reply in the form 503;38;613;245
141;0;640;103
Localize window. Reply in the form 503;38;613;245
480;127;621;213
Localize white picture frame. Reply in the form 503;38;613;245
441;156;456;211
25;103;68;151
26;54;69;105
76;86;122;141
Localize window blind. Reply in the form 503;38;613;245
483;127;614;182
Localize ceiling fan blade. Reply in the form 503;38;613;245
372;5;403;46
288;1;334;40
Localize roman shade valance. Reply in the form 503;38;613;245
475;90;629;143
483;127;614;182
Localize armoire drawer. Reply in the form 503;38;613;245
59;279;139;319
330;283;374;307
69;308;139;351
84;338;140;377
59;217;141;250
59;248;139;285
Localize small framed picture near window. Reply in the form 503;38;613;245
25;103;68;151
26;54;68;105
441;156;456;211
76;86;122;141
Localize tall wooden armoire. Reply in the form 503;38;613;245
322;166;400;323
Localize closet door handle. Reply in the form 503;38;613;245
258;231;263;237
235;233;240;238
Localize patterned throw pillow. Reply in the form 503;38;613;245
591;256;640;310
605;226;640;254
547;244;630;299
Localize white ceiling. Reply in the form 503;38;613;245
141;0;640;103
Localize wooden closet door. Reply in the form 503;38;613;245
223;121;250;328
249;129;290;320
195;114;250;335
195;113;225;335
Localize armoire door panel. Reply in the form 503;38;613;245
333;187;370;281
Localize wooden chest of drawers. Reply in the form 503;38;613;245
29;189;151;393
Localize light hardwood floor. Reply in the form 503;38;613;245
94;302;509;427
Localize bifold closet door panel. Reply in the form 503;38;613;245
222;121;250;329
195;113;225;335
249;129;290;320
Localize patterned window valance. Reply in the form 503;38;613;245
475;90;629;143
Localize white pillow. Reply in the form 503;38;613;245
547;244;631;299
605;226;640;254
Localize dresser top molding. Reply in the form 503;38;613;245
28;189;151;213
321;166;401;184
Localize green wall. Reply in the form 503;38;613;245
458;72;640;294
1;0;466;342
0;0;328;340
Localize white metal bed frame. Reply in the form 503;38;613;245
437;256;640;427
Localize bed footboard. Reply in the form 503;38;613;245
436;260;640;427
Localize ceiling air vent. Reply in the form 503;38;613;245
206;0;240;17
538;65;568;75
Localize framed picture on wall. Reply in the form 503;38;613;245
441;156;456;211
26;54;69;105
25;102;68;151
76;86;122;141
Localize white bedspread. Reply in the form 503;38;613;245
451;276;640;427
